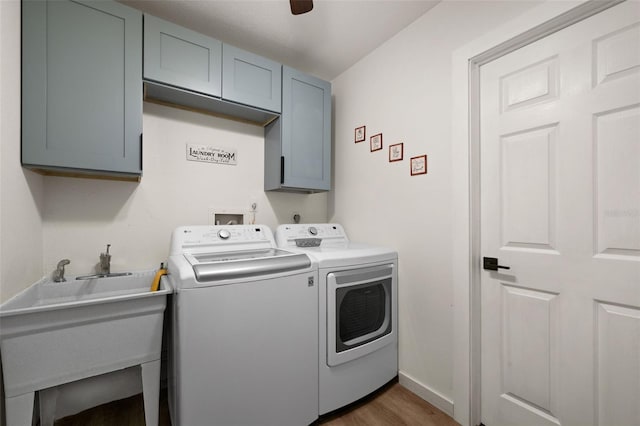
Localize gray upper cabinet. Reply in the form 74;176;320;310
22;0;143;179
142;19;279;126
144;15;222;97
222;45;282;113
265;67;331;193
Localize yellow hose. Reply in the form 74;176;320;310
150;268;167;292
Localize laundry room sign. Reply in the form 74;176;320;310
186;143;237;165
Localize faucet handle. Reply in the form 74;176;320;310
99;244;112;275
100;244;111;260
53;259;71;282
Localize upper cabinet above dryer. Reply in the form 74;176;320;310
143;15;222;98
265;67;331;193
222;45;282;113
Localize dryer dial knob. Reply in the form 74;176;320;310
217;229;231;240
308;226;318;236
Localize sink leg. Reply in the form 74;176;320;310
39;387;59;426
140;360;161;426
5;392;35;426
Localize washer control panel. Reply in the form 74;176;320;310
170;225;274;255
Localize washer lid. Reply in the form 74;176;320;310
185;249;311;282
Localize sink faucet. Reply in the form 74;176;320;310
99;244;111;275
53;259;70;282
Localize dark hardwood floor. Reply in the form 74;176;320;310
54;380;459;426
54;390;171;426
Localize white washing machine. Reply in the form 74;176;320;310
167;225;318;426
275;224;398;415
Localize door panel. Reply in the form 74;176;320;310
501;125;558;251
594;23;640;85
222;44;282;112
480;2;640;425
500;56;559;113
281;66;332;191
22;0;142;174
144;15;222;97
595;302;640;426
501;285;559;414
595;105;640;257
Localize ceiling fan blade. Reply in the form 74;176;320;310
290;0;313;15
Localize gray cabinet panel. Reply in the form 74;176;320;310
22;0;142;177
144;15;222;97
144;81;278;127
265;67;331;192
264;118;283;191
222;45;282;113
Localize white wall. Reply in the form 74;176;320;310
0;0;45;304
330;0;539;414
42;103;328;277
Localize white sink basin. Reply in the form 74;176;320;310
1;271;170;315
0;270;171;426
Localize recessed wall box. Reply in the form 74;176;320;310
208;208;249;225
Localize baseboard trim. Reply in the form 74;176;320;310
398;371;454;417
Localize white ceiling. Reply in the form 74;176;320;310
121;0;441;81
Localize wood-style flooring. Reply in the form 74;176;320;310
317;380;459;426
54;379;459;426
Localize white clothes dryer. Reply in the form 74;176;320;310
167;225;318;426
275;224;398;415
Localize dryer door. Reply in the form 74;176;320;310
327;264;395;366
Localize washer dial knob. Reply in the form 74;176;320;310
308;226;318;236
217;229;231;240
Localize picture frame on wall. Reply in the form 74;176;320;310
370;133;383;152
410;155;427;175
389;143;403;162
355;126;366;143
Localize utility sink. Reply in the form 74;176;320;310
1;271;168;313
0;270;172;426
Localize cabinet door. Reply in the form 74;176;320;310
222;45;282;113
281;67;331;191
144;15;222;97
22;0;142;176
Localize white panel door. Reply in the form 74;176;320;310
480;2;640;425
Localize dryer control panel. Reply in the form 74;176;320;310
275;223;348;248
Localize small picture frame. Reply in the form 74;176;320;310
355;126;366;143
410;155;427;176
370;133;383;152
389;143;403;162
